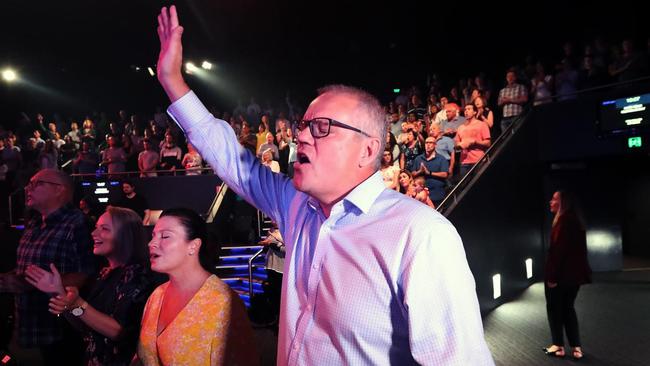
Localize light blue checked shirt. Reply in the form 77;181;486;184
168;91;494;366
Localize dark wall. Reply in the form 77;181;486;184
77;175;222;215
448;112;545;313
532;83;650;263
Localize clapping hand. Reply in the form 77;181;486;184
25;264;65;296
419;162;430;175
49;286;81;316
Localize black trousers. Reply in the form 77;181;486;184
545;283;582;347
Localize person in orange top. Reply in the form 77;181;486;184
136;208;258;366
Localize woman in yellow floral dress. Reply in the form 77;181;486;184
136;208;258;366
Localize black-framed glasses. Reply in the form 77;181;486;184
24;180;63;191
292;117;372;139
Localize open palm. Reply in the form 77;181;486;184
25;263;65;295
156;6;184;88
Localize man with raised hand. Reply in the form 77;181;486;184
155;6;493;365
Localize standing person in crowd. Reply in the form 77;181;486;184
497;70;528;132
411;137;449;207
81;119;96;144
428;124;455;182
73;141;100;176
100;135;127;178
0;169;96;365
182;142;203;175
138;138;160;177
137;208;258;365
399;129;423;171
38;140;58;170
258;222;285;322
67;122;82;149
456;104;491;177
153;6;493;364
159;132;182;175
473;96;494;129
276;119;291;173
2;136;23;188
255;123;268;154
440;103;465;134
281;127;298;178
380;150;400;190
257;132;279;161
238;121;257;155
25;206;155;366
543;191;591;360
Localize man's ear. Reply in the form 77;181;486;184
359;137;381;168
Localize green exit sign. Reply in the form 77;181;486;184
393;88;401;94
628;136;642;148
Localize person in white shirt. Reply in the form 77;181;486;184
154;6;494;365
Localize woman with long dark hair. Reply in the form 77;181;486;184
25;206;154;365
543;190;591;360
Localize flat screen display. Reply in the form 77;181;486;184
599;93;650;135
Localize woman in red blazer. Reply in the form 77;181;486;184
543;190;591;360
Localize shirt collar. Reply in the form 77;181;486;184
306;171;385;215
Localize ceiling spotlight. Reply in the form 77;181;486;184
2;69;17;82
201;61;213;70
147;67;155;77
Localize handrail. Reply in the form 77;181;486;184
60;158;74;169
436;110;529;215
205;182;228;224
436;75;650;216
534;74;650;105
248;247;265;298
69;166;215;180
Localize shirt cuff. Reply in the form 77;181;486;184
166;90;211;134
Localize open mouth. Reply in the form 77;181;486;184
93;240;103;247
297;153;310;164
150;253;161;260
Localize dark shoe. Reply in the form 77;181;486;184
543;346;565;357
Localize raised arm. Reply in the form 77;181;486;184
155;6;296;230
157;6;191;102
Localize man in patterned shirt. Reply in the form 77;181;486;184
497;70;529;133
0;169;95;365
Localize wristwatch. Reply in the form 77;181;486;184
71;301;88;317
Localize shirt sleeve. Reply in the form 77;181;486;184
400;219;495;365
167;91;296;228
